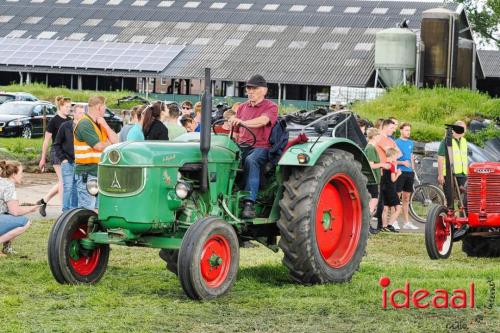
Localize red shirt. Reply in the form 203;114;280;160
213;124;231;134
236;99;278;148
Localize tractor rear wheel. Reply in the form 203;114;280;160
48;208;110;284
178;217;239;300
159;249;179;275
277;149;370;284
462;232;500;257
425;205;453;259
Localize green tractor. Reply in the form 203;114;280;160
48;70;375;300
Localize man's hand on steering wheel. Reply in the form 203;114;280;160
212;118;257;149
228;116;243;127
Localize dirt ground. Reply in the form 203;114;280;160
19;171;58;188
18;172;61;219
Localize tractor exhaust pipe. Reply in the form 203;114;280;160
200;68;212;193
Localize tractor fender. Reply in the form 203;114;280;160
278;138;376;184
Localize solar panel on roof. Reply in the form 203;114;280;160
0;37;184;72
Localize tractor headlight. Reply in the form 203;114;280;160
175;181;192;199
108;149;121;164
297;153;310;164
86;179;99;196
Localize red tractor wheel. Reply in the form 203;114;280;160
178;217;239;300
277;149;370;283
48;208;110;284
425;205;453;259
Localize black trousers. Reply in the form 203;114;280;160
443;175;467;209
376;190;384;229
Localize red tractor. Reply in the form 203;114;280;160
425;125;500;259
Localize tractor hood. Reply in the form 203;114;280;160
100;134;239;167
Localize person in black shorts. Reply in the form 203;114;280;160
381;148;402;232
395;122;418;230
37;96;72;216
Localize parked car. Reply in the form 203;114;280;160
0;92;38;105
72;103;123;133
0;101;56;138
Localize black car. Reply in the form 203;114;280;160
0;101;57;138
72;103;123;133
0;92;38;105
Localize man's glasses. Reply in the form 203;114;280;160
182;106;190;110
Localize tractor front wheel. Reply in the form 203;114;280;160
178;217;239;300
277;149;370;284
48;208;109;284
425;205;453;259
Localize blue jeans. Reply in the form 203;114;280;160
61;162;78;212
242;148;270;202
75;174;98;210
0;214;29;236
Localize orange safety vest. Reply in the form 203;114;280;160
73;114;108;165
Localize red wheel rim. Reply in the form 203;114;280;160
315;174;362;268
200;234;231;288
69;223;101;276
434;212;451;255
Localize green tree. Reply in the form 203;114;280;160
456;0;500;47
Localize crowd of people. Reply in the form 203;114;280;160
361;117;419;234
360;116;468;235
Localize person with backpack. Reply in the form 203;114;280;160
228;74;278;219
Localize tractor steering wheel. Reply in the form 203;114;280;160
212;118;257;149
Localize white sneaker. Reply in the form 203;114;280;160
403;222;419;230
392;221;401;230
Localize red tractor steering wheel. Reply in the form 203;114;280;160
212;118;257;149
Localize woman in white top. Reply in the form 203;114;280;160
0;160;39;256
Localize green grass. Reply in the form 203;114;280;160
352;86;500;145
0;83;137;110
0;220;498;332
0;138;44;171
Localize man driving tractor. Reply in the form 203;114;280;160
229;74;278;219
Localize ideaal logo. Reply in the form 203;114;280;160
379;276;475;309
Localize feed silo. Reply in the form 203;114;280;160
374;28;417;87
420;8;459;88
456;38;474;88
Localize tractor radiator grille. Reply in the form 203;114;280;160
98;166;144;196
467;174;500;213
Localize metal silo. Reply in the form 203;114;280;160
420;8;459;88
374;28;417;87
456;38;474;88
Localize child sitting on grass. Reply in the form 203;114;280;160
0;160;40;256
381;148;402;233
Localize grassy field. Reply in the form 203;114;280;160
352;86;500;145
0;138;44;171
0;220;498;333
1;83;137;110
